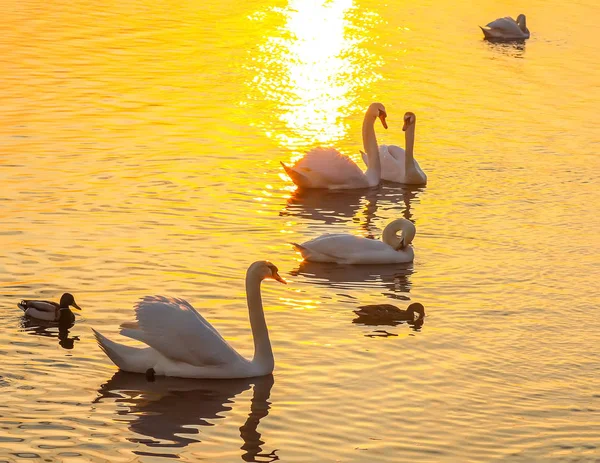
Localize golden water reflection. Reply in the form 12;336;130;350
95;373;276;461
247;0;383;152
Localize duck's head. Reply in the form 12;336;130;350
406;302;425;320
402;112;416;132
59;293;81;311
368;102;388;129
251;261;287;284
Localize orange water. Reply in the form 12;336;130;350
1;0;599;461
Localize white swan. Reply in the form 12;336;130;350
93;261;286;379
292;218;416;264
361;112;426;185
280;103;387;190
480;14;530;40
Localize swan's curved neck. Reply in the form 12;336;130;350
246;270;274;369
381;219;416;249
362;111;381;187
404;122;416;165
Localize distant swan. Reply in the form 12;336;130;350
292;218;416;264
361;112;426;185
281;103;387;189
18;292;81;325
480;14;530;40
93;261;286;379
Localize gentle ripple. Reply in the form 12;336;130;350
1;0;599;461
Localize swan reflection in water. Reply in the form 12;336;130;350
485;39;526;58
291;260;413;295
281;183;425;228
94;372;278;461
19;317;80;350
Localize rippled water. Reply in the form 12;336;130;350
1;0;599;461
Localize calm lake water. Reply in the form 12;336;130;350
1;0;599;461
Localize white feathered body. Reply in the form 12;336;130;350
282;148;372;190
293;234;414;264
481;16;529;40
361;145;427;184
93;296;272;379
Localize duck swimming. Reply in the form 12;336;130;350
18;293;81;326
353;302;425;325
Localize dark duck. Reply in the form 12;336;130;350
353;302;425;326
18;293;81;327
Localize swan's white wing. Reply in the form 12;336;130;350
300;234;392;262
120;296;241;367
291;148;366;187
385;145;406;162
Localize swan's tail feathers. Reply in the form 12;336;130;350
290;242;306;253
17;302;27;312
92;328;154;373
280;162;311;188
480;26;494;39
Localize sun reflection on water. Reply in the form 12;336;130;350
246;0;383;153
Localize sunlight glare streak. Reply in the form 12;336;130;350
246;0;383;153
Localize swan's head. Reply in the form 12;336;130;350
368;102;388;129
406;302;425;320
382;218;417;250
59;293;81;310
252;261;287;284
402;112;416;132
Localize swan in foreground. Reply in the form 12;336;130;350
18;293;81;325
361;112;426;185
93;261;286;379
281;103;387;189
480;14;530;40
292;218;416;264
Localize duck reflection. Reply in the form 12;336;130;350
95;372;277;461
19;317;80;350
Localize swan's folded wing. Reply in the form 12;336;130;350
293;148;366;185
485;17;522;34
303;234;391;260
121;296;241;367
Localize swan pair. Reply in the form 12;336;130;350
281;103;427;188
480;14;530;41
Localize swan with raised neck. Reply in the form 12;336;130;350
93;261;286;379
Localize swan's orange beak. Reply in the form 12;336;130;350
379;112;388;129
71;301;82;310
272;272;287;284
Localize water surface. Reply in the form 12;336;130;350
1;0;599;461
